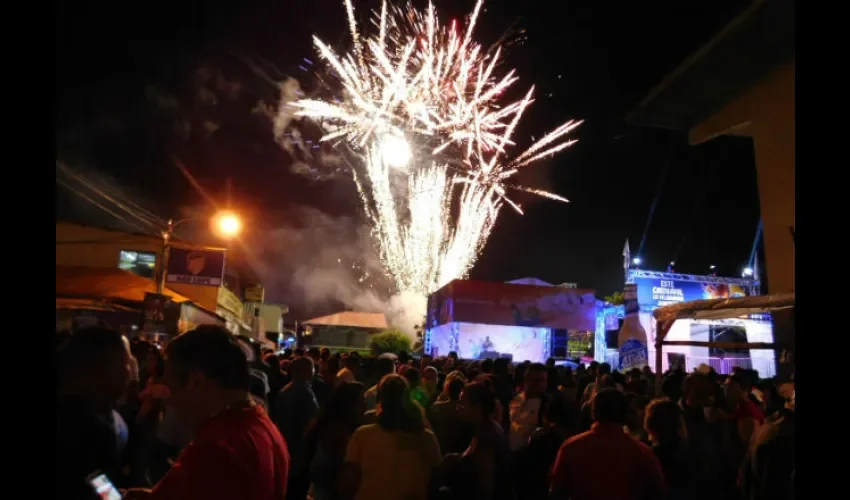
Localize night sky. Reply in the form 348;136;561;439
56;0;762;311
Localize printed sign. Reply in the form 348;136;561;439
166;247;226;287
142;293;179;334
633;277;749;309
619;338;648;370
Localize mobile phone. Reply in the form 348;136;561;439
86;472;122;500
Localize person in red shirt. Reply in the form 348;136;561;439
125;326;290;500
550;388;667;500
726;372;765;443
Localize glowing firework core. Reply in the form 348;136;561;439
293;0;582;296
380;132;412;169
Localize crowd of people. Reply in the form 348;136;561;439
56;325;795;500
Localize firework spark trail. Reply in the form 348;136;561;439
292;0;581;295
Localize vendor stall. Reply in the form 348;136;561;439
652;292;794;391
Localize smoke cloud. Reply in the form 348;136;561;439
251;207;425;339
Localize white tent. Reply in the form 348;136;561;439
652;292;794;391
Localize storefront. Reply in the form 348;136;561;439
216;287;251;336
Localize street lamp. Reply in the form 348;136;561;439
157;211;243;294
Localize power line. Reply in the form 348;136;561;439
56;162;165;234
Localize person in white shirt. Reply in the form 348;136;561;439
508;362;548;451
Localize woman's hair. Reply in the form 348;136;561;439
304;382;365;465
514;364;527;388
462;381;498;418
327;356;340;374
149;348;166;379
644;397;686;442
376;374;425;433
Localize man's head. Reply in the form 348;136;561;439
598;362;612;377
403;367;421;388
446;376;465;402
420;354;432;370
725;371;753;403
644;398;685;443
307;347;321;362
458;381;497;422
493;357;509;376
683;373;715;408
588;361;599;377
163;326;251;428
293;347;305;358
290;356;315;383
480;358;493;374
591;388;629;425
345;355;360;371
525;362;548;397
376;357;396;378
57;327;130;404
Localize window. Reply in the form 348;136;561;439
118;250;157;278
708;325;750;358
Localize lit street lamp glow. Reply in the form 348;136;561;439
743;267;754;277
632;257;641;265
215;212;242;237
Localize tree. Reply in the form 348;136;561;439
604;291;625;305
370;328;412;355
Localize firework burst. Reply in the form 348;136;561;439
293;0;582;295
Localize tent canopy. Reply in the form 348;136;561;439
56;266;191;303
653;292;794;343
56;297;139;313
652;292;794;391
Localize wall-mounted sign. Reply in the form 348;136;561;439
167;248;226;287
217;287;244;318
245;285;265;302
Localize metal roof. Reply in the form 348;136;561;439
303;311;389;330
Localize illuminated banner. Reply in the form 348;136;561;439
428;279;597;331
167;247;227;287
620;338;648;370
633;277;748;309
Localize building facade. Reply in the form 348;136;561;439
56;221;256;335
